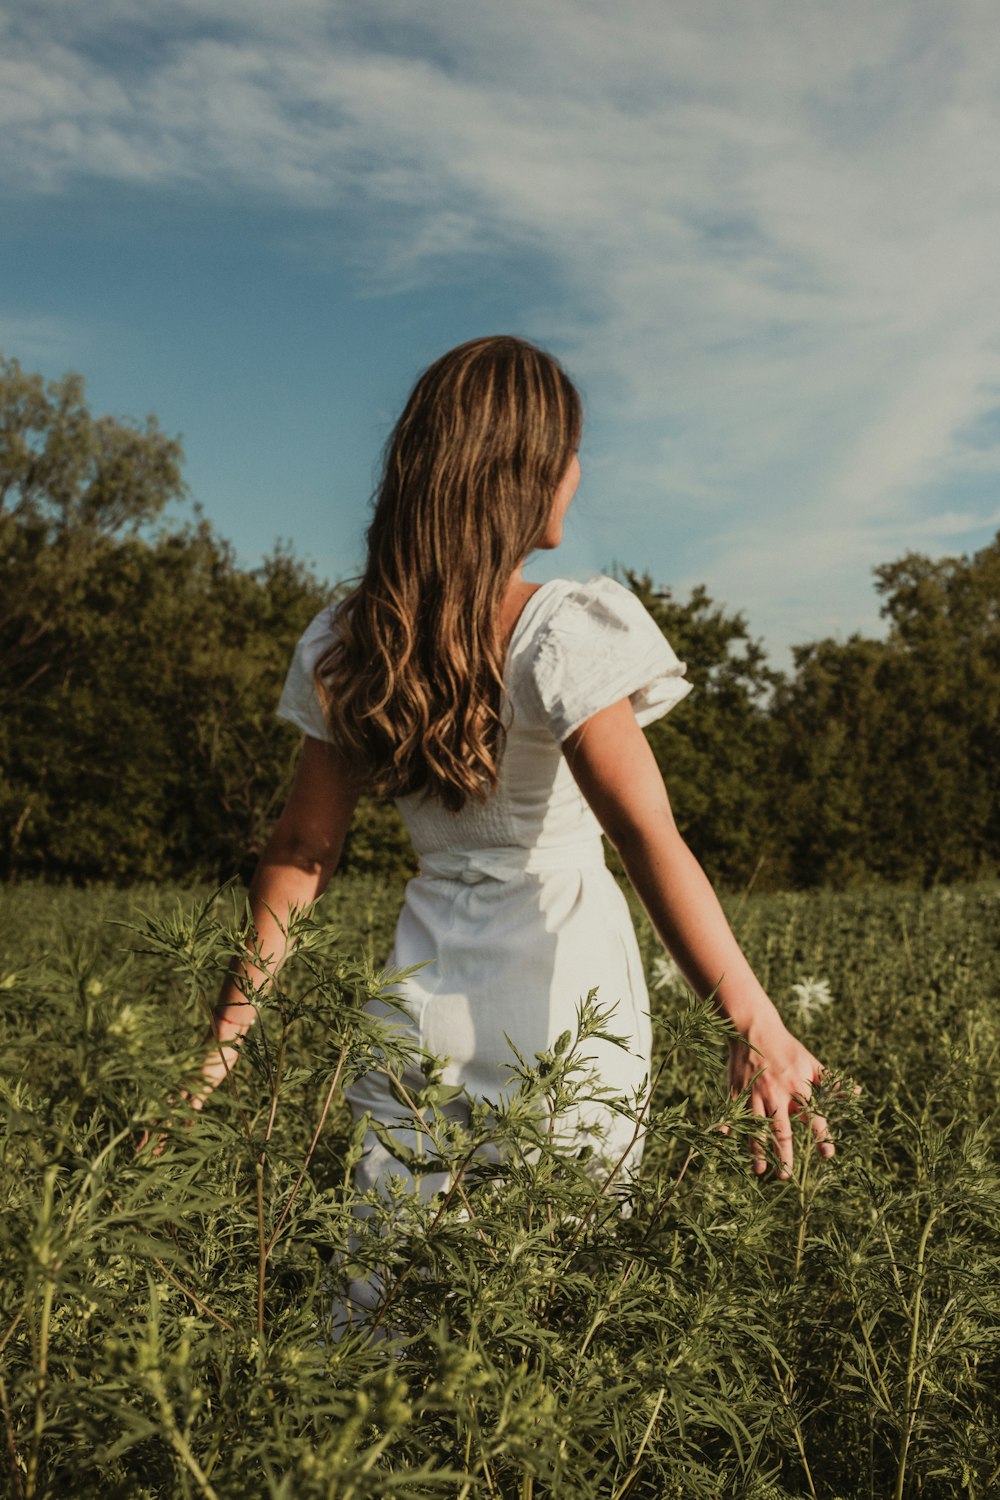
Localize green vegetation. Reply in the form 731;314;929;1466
2;352;999;891
1;878;997;1498
3;351;998;1490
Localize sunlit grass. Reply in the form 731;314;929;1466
0;878;997;1498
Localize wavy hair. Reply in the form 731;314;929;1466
315;335;582;810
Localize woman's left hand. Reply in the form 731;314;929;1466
561;699;859;1179
727;1015;835;1179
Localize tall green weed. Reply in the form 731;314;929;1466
0;880;997;1498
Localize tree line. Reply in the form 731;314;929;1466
2;355;997;890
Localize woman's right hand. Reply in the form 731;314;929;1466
191;1035;243;1101
136;736;359;1158
134;1035;242;1156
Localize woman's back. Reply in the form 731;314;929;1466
278;574;691;875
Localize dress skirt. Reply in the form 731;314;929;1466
344;840;654;1200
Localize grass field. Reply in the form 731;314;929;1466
1;876;998;1498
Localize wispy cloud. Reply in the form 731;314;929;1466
0;311;95;368
3;0;999;657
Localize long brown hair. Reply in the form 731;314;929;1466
315;335;582;810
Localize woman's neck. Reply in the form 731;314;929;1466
499;568;542;644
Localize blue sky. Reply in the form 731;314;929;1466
3;0;1000;666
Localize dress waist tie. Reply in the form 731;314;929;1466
418;840;606;885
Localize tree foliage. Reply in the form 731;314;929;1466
2;353;997;889
0;356;409;884
771;537;1000;886
1;356;184;711
621;570;780;889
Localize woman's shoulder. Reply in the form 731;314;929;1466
275;601;344;741
548;573;654;624
512;573;659;650
508;574;691;742
295;601;343;658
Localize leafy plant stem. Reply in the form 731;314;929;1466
25;1272;53;1500
568;1050;671;1248
879;1214;906;1304
150;1255;236;1333
368;1143;484;1334
256;1158;267;1338
566;1257;639;1380
639;1143;697;1247
610;1386;666;1500
265;1036;349;1255
894;1206;940;1500
0;1311;23;1359
848;1291;894;1412
255;1037;286;1335
793;1129;817;1281
261;1038;286;1150
60;1123;133;1244
768;1355;818;1500
144;1361;220;1500
0;1368;25;1500
25;1164;58;1500
381;1064;493;1248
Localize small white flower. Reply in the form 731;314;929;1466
650;955;686;994
790;976;834;1021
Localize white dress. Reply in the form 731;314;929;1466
277;574;691;1196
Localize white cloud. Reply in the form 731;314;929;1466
2;0;1000;658
0;312;93;367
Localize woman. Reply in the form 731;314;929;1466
199;335;837;1214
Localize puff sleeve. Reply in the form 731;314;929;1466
275;606;340;742
518;576;691;742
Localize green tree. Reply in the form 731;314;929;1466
1;517;313;882
622;571;782;889
769;635;892;887
872;534;1000;881
0;355;185;694
771;533;1000;886
9;353;995;892
0;357;185;875
0;354;413;885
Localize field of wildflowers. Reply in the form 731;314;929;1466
0;877;997;1498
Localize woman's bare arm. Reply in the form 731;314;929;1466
197;735;362;1099
564;697;835;1178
